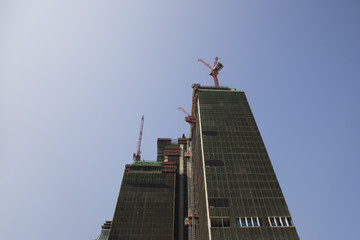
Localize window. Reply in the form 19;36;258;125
275;217;281;226
268;216;293;227
205;160;224;167
247;218;253;226
236;217;260;227
270;217;276;226
211;217;230;228
202;131;218;136
241;218;246;226
208;198;229;208
287;217;293;226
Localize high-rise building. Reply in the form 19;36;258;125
100;84;300;240
107;138;189;240
189;85;299;239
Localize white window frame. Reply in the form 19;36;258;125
237;217;260;227
268;216;293;227
252;217;260;227
280;217;288;227
268;217;277;227
287;217;293;226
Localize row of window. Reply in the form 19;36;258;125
210;216;293;228
201;131;260;138
236;217;260;227
204;142;266;149
211;218;230;227
203;153;271;162
203;136;262;143
205;148;267;154
205;160;275;169
268;217;293;227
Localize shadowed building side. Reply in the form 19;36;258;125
190;85;300;240
108;161;176;240
108;138;189;240
98;84;300;240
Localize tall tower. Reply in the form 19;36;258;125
190;84;299;239
100;84;300;240
107;138;189;240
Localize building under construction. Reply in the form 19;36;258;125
96;59;300;240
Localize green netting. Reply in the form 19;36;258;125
132;161;162;166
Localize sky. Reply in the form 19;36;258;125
1;0;359;239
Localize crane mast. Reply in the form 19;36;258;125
134;115;144;161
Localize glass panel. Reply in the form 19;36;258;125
205;160;224;167
211;218;230;228
211;218;222;227
270;217;276;226
253;217;259;226
275;217;281;226
287;217;293;226
202;131;218;136
208;198;229;208
247;218;253;227
218;199;224;207
281;217;287;227
222;218;230;227
241;218;247;227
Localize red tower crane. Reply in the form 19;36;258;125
134;115;144;161
178;107;195;124
198;57;223;87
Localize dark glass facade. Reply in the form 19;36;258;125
103;85;299;240
108;161;177;240
108;139;189;240
190;86;299;239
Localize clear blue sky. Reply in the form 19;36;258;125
1;1;359;239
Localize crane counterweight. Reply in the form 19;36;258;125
198;57;223;87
